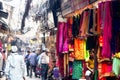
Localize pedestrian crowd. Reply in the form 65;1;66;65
0;45;61;80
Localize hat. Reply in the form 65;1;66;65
11;46;18;52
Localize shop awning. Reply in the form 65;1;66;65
0;18;9;31
0;10;8;19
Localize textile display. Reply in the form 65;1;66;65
80;10;90;37
74;38;86;60
100;62;112;79
97;5;101;34
86;36;98;50
87;9;93;34
99;1;112;58
72;60;83;79
111;1;120;53
56;22;69;54
56;22;64;54
112;57;120;76
62;23;69;53
57;54;64;77
67;18;74;51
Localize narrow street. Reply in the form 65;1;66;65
0;0;120;80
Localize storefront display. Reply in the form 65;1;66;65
55;0;120;80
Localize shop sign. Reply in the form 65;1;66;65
61;0;89;16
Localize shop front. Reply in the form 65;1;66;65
55;0;120;80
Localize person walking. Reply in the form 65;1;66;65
1;49;6;76
0;48;3;78
38;48;49;80
25;50;31;76
28;50;37;78
5;46;26;80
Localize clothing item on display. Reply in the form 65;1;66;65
67;18;74;51
112;57;120;76
62;23;69;53
74;38;86;60
86;36;98;50
88;9;93;34
78;12;84;36
99;35;103;47
57;55;64;77
111;1;120;53
72;60;83;79
100;62;112;79
67;18;73;39
115;32;120;53
56;22;64;54
56;22;68;54
97;5;101;34
99;1;112;58
80;10;90;37
72;15;80;38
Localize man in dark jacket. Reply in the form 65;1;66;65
28;50;37;78
25;51;30;76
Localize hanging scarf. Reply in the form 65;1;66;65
74;38;86;60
